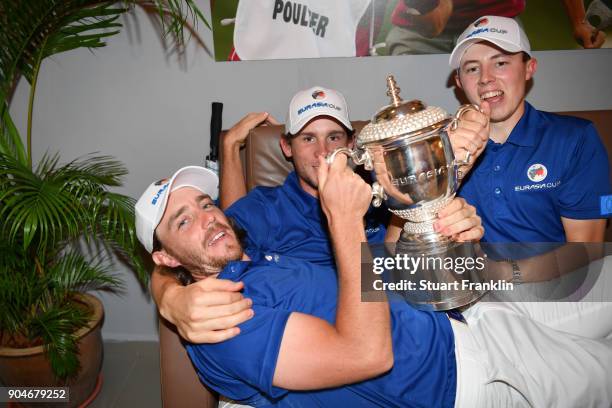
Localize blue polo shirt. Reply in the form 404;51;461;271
458;102;610;243
225;171;388;266
187;250;456;407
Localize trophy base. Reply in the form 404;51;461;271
393;237;486;311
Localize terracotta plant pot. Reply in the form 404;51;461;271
0;293;104;408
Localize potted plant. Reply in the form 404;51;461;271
0;1;206;405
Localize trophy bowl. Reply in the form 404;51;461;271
330;75;478;245
359;114;457;231
331;75;486;310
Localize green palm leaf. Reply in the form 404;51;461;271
95;191;149;283
0;0;207;100
30;302;90;379
0;0;208;163
0;153;83;250
0;0;206;379
47;250;124;298
0;244;43;335
0;1;121;103
0;152;144;258
0;102;27;165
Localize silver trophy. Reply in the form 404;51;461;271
330;76;486;310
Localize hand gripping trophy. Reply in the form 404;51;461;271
329;75;486;310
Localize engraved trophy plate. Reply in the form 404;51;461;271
330;76;486;310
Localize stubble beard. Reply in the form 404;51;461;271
204;242;244;272
296;164;319;195
189;223;245;276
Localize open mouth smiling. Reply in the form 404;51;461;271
480;90;504;101
207;230;227;246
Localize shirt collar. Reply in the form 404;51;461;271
220;248;303;281
220;247;261;279
505;101;541;147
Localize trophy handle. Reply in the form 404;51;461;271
327;148;384;207
371;182;385;207
326;147;373;170
450;104;484;167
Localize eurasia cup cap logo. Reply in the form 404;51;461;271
287;86;353;135
312;90;326;100
449;16;531;69
527;164;548;182
474;17;489;27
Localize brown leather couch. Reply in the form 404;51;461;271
158;110;612;407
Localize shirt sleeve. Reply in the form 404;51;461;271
186;305;292;405
558;123;611;219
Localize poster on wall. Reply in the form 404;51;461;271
210;0;612;61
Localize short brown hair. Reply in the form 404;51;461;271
282;124;355;143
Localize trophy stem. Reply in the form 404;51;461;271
399;221;451;252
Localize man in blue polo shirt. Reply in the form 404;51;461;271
447;15;612;354
150;86;489;342
135;163;612;407
220;87;389;267
449;15;610;243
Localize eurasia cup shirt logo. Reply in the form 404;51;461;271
515;163;559;192
527;164;547;182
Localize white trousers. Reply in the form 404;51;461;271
454;256;612;407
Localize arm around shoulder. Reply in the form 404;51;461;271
151;265;254;343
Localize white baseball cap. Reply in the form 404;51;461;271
135;166;218;253
449;16;531;69
286;86;353;135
